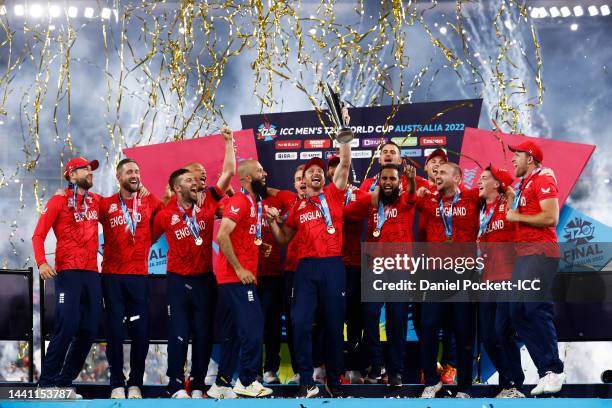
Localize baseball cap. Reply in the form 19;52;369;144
327;155;340;168
488;165;514;192
508;140;543;163
303;157;326;174
425;148;448;164
64;157;99;180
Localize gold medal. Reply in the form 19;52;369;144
373;229;381;238
327;226;336;234
195;237;203;246
445;237;453;243
254;238;263;246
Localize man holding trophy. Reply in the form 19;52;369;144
267;84;353;398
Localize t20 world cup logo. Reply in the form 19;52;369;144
563;217;595;245
256;121;278;141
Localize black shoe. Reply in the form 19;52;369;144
364;366;382;384
325;384;345;398
388;373;402;387
296;385;319;398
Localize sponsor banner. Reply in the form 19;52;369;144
352;150;373;159
459;127;595;206
275;140;301;150
391;136;418;147
401;149;422;157
304;139;331;149
420;136;447;146
275;152;298;160
362;137;388;147
300;151;323;160
332;139;360;148
122;129;258;274
241;99;482;189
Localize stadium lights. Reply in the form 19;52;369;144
68;6;78;18
83;7;94;18
602;5;611;16
14;4;25;16
101;7;111;19
560;6;571;17
573;6;584;16
588;5;599;16
49;5;61;18
571;23;579;30
439;26;447;35
0;5;6;15
29;4;44;18
549;6;561;17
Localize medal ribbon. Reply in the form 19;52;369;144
369;175;379;192
438;191;461;241
70;183;89;216
512;168;541;210
119;193;138;238
375;200;392;235
344;186;354;206
177;202;200;243
307;192;334;231
241;188;262;242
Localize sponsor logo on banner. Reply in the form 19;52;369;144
332;139;360;148
300;151;323;160
256;122;278;141
400;149;421;157
420;136;447;146
275;140;301;150
305;139;331;149
424;148;447;157
391;137;418;147
352;150;373;159
324;151;337;159
275;152;298;160
362;138;388;147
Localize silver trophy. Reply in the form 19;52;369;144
323;82;354;144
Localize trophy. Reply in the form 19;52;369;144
322;82;354;144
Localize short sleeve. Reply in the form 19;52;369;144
284;201;299;230
535;176;559;201
222;194;248;224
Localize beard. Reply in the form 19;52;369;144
380;187;400;206
75;177;93;190
251;179;268;199
121;179;140;193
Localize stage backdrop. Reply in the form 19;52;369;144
116;129;258;274
458;127;595;207
240;99;483;190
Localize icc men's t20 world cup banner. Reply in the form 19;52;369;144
240;99;483;190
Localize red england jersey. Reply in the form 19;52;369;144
478;198;517;281
258;191;296;277
345;192;416;243
99;193;164;275
32;189;101;272
152;187;223;276
285;183;345;260
216;191;260;284
360;174;410;192
342;186;366;267
415;188;480;243
514;171;560;257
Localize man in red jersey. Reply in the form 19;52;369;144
152;168;226;398
267;135;352;398
32;157;102;390
506;140;565;396
414;162;480;398
215;159;273;398
476;166;525;398
360;141;408;192
344;163;416;387
98;158;164;399
328;155;368;385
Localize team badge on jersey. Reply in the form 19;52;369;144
171;214;180;226
109;203;118;214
